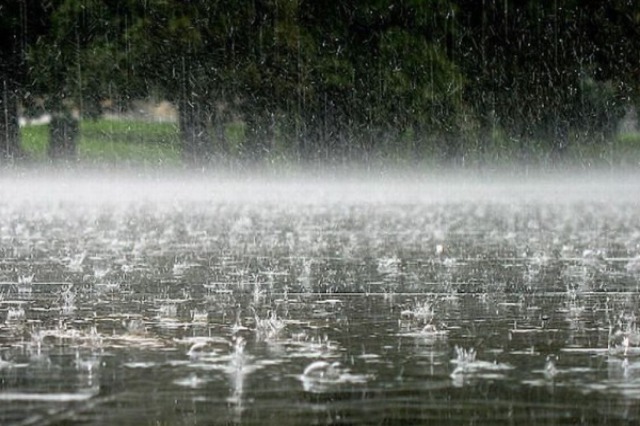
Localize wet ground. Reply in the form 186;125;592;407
0;173;640;425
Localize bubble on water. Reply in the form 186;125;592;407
187;340;218;360
420;323;448;337
302;360;341;379
300;360;371;393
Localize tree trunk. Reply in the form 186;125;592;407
298;110;320;162
213;106;229;159
48;113;79;160
243;110;274;163
0;76;23;161
179;97;212;165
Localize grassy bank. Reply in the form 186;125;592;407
19;118;640;171
21;119;182;166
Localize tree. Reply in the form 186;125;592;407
126;0;244;164
454;0;640;159
28;0;137;160
16;0;640;166
297;1;466;161
0;1;52;161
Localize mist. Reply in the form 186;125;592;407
1;167;639;207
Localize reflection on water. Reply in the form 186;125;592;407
0;175;640;424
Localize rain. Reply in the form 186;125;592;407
1;1;640;425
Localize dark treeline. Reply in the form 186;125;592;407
1;1;639;165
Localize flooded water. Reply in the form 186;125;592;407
1;172;640;425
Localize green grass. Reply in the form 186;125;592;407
21;123;50;161
612;132;640;167
78;119;181;166
21;119;182;166
562;132;640;168
81;119;179;146
19;118;640;170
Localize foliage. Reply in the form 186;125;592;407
7;0;640;165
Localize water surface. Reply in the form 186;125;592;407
1;173;640;424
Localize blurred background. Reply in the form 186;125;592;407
1;1;639;169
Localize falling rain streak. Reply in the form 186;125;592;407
0;1;639;424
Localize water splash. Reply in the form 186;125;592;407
16;274;34;294
254;310;286;341
450;346;513;385
66;253;87;273
299;359;371;393
6;306;26;323
186;338;219;360
544;355;559;380
302;360;342;380
60;285;76;314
